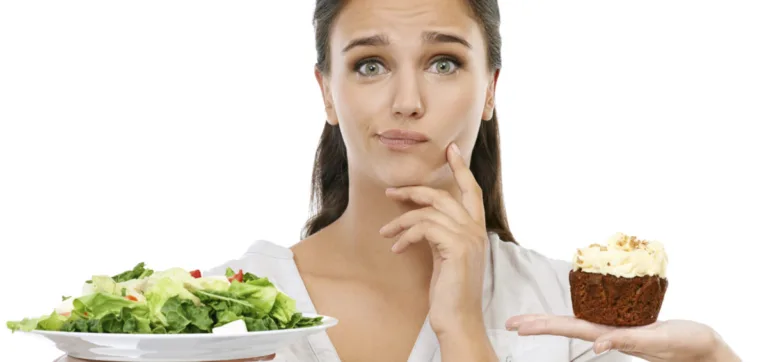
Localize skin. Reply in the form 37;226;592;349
52;0;740;361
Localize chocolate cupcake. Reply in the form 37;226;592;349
570;233;669;327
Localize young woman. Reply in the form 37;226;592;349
58;0;740;361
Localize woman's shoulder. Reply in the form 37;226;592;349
487;232;572;286
485;232;574;316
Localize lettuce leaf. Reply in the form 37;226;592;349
228;279;278;315
37;312;69;331
112;262;154;283
160;296;213;333
4;312;66;333
74;293;140;319
243;315;279;331
91;275;120;296
185;276;230;293
145;276;201;326
297;315;324;328
61;319;90;332
86;262;154;284
213;310;242;327
6;318;39;333
242;272;261;283
194;290;253;316
269;292;297;325
282;313;301;329
61;307;151;334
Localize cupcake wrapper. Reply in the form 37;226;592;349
569;270;668;327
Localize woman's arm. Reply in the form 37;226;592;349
705;337;741;362
436;323;498;362
379;145;498;362
507;315;741;362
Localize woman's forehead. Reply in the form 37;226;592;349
330;0;483;50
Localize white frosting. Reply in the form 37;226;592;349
572;233;668;278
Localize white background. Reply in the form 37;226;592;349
1;1;766;361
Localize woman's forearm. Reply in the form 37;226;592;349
437;323;498;362
706;341;741;362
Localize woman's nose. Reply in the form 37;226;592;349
391;70;424;120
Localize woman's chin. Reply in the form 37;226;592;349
375;167;451;189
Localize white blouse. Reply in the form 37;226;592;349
205;233;632;362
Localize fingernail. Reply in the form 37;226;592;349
505;318;522;330
450;143;461;155
379;223;394;235
594;341;612;355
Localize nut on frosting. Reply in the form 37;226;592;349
572;233;668;278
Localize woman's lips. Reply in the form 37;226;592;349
377;129;429;150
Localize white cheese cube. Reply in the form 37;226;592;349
212;319;248;335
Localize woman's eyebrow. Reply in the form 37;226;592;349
422;31;472;49
342;31;471;53
343;34;389;53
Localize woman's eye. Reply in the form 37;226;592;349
428;58;459;75
356;60;387;77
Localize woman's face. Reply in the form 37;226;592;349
317;0;497;188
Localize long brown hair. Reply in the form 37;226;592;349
302;0;515;243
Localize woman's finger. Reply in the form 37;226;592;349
390;220;460;254
507;315;614;342
446;143;484;223
505;314;549;329
386;186;471;224
380;207;461;237
593;328;659;355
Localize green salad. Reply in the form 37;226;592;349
6;263;323;334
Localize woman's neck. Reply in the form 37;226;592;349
323;175;444;284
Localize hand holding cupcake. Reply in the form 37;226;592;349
505;233;741;362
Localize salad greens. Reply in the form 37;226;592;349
6;263;323;334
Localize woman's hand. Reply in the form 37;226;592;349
505;315;741;362
55;354;276;362
380;143;495;361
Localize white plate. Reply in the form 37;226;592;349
24;315;337;362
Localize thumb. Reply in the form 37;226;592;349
593;329;655;355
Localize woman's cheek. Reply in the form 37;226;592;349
425;81;485;139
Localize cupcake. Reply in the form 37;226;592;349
570;233;669;326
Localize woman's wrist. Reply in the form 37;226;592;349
435;319;497;362
705;341;740;362
703;332;740;362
